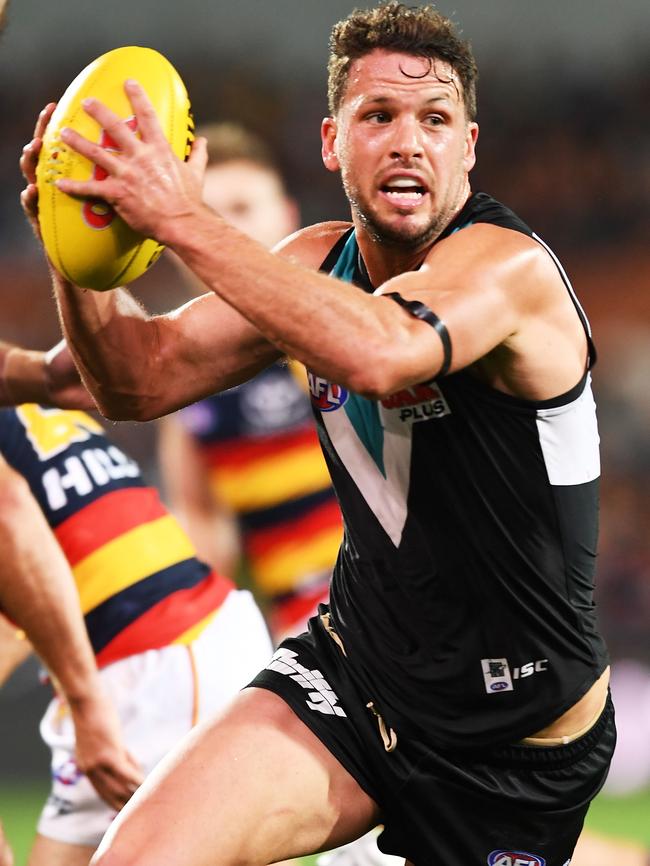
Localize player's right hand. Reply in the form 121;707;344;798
19;103;56;240
70;686;144;811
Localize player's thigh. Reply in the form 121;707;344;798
92;687;380;866
28;834;95;866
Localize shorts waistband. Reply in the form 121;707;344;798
520;687;609;747
487;692;614;770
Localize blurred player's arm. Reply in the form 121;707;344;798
0;454;143;809
0;820;13;866
158;415;241;578
0;338;95;410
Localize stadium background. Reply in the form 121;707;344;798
1;0;649;861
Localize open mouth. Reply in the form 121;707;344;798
380;176;428;204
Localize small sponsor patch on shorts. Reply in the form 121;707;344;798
266;647;347;717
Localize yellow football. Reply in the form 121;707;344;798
36;46;193;291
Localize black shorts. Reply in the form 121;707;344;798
248;607;616;866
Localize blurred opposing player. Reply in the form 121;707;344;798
0;4;138;862
0;402;272;866
0;397;142;866
158;123;343;641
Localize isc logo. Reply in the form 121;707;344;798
487;851;546;866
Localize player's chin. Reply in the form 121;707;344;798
372;213;438;247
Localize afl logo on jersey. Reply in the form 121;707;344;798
487;851;546;866
307;373;348;412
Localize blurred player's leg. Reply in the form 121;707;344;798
28;835;94;866
92;688;380;866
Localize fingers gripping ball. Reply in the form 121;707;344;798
36;46;194;291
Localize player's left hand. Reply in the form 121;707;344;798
19;102;57;240
70;686;144;811
56;80;208;244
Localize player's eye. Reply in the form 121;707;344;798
424;114;444;126
366;111;391;124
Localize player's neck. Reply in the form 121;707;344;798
355;184;472;286
355;231;430;288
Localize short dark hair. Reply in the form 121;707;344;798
327;2;478;120
198;122;280;173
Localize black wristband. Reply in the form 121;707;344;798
384;291;452;378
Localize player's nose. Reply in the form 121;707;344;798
388;115;424;161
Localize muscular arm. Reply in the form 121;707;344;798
54;279;282;419
0;455;142;808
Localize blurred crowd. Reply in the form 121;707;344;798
0;49;648;669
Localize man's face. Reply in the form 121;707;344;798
322;49;478;249
202;160;298;249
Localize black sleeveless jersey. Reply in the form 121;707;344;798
310;191;608;750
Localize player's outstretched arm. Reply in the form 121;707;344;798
50;83;557;404
33;84;584;412
0;456;143;809
0;338;96;410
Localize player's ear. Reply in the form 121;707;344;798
464;121;478;173
321;116;340;172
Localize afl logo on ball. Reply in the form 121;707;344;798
82;116;138;230
307;373;348;412
487;851;546;866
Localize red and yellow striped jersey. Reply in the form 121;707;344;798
0;405;234;666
